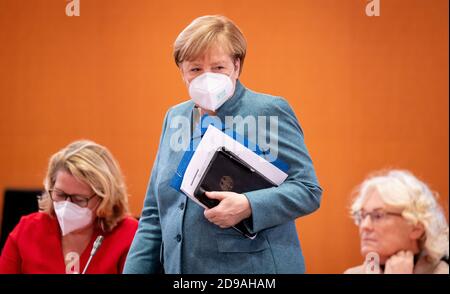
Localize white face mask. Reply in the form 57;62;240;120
188;72;235;111
54;201;94;236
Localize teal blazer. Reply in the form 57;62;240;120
123;81;322;274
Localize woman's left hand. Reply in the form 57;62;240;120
203;191;252;228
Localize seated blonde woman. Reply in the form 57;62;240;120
0;140;138;273
345;170;448;274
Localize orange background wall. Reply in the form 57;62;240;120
0;0;448;273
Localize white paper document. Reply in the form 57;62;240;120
180;125;288;208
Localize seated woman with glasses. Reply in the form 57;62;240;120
0;140;138;273
345;170;449;274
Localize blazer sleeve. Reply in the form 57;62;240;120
244;98;322;233
122;110;170;274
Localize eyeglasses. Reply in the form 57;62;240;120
352;210;403;226
49;188;97;208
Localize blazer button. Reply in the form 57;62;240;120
179;202;185;210
176;234;182;242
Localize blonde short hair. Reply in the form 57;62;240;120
173;15;247;75
42;140;130;232
351;170;449;263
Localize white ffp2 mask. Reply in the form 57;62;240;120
188;72;235;111
54;201;94;236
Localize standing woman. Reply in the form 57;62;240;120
0;140;138;273
124;15;322;274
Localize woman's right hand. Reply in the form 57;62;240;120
384;250;414;274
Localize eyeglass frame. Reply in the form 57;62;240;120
48;188;98;208
352;209;403;226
